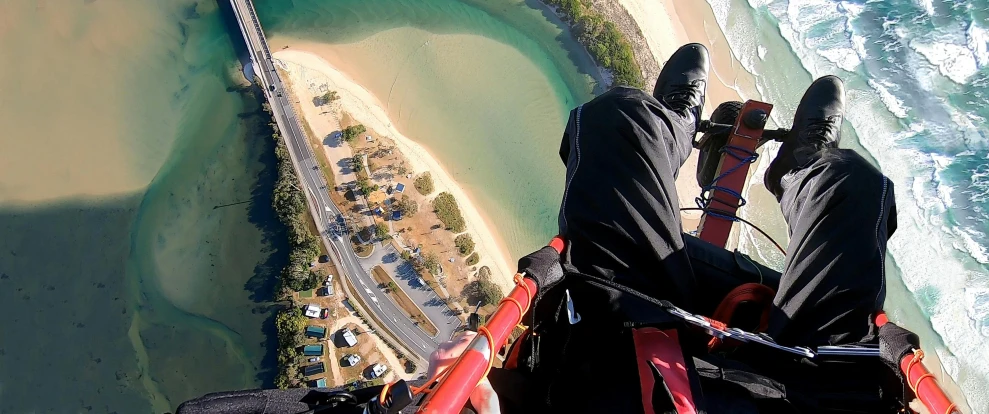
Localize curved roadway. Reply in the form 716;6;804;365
229;0;452;361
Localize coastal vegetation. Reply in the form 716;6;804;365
543;0;644;88
314;90;339;106
356;177;378;197
274;307;308;389
342;124;367;143
455;234;475;256
466;252;480;266
264;103;321;295
433;192;466;232
414;172;434;195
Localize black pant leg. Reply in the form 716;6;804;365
557;87;698;309
768;148;897;345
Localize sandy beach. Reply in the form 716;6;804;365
273;50;517;293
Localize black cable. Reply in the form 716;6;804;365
680;207;786;255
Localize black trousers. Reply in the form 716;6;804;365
557;87;898;347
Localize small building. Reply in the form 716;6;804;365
304;362;326;377
313;378;327;388
365;135;374;142
392;210;402;221
342;329;358;347
395;183;406;193
373;207;383;216
304;304;321;318
305;326;327;339
302;344;324;356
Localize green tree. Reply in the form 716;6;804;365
422;253;440;274
414;172;434;195
397;195;418;217
466;252;479;266
400;250;412;262
462;278;504;306
352;155;364;173
454;234;475;256
356;178;379;197
342;124;367;143
375;223;391;240
432;192;466;232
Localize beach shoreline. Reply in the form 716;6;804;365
272;50;517;293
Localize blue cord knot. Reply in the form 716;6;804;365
694;145;759;221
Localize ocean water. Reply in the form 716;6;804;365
705;0;989;410
254;0;598;258
0;0;286;412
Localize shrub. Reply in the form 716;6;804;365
455;234;475;256
400;250;412;261
414;172;434;195
466;252;479;266
342;124;366;143
314;90;339;106
432;192;466;232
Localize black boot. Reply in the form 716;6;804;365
764;75;845;200
653;43;710;135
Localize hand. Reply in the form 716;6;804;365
427;332;501;414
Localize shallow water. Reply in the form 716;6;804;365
0;0;599;411
255;0;599;257
0;0;284;411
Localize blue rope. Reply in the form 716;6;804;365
695;145;759;221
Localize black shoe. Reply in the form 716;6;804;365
653;43;710;134
764;75;845;199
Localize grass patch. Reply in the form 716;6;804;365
299;289;314;298
370;266;439;336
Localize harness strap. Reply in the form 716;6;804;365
632;328;698;414
707;283;775;352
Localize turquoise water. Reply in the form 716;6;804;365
0;0;596;411
0;1;285;411
706;0;989;409
255;0;599;257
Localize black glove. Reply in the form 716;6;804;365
878;321;921;403
516;245;565;302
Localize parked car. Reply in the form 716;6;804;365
368;363;388;379
320;308;330;319
308;357;321;363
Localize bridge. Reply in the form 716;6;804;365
227;0;444;363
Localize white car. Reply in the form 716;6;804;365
308;357;321;363
369;363;388;379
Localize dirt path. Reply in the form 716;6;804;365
328;315;416;383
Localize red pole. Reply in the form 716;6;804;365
899;354;959;414
417;237;564;414
876;313;959;414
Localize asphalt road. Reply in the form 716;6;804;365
230;0;450;360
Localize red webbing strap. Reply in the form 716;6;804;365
631;328;697;414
